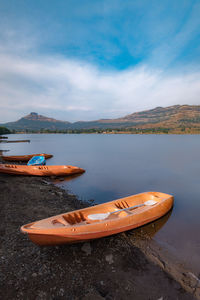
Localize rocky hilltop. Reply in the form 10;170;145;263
2;105;200;133
2;112;70;131
24;112;67;123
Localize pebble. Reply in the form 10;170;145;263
81;242;92;255
59;288;65;296
105;254;114;264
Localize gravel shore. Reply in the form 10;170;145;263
0;168;197;299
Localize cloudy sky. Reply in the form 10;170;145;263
0;0;200;122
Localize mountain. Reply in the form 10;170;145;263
108;104;200;129
2;112;70;131
2;105;200;133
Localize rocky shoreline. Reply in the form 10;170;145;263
0;167;198;299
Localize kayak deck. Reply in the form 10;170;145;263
0;164;85;176
2;153;53;161
21;191;173;245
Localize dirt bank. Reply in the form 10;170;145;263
0;171;196;300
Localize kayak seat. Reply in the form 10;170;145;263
5;164;17;168
62;212;87;225
115;200;130;210
52;217;69;226
38;166;48;170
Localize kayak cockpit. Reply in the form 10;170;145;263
23;193;162;230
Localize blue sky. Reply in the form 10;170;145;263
0;0;200;122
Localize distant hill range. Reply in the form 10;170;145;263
2;112;70;131
2;105;200;133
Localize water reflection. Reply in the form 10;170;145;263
126;209;172;240
0;150;10;154
51;173;84;184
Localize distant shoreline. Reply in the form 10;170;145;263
2;105;200;135
6;130;200;135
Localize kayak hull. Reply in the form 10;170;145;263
0;164;85;176
2;153;53;162
21;191;173;246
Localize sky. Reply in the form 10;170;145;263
0;0;200;122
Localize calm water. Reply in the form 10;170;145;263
2;134;200;273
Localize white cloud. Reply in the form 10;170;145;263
0;51;200;123
0;1;200;123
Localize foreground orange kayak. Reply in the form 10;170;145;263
21;191;173;246
0;164;85;176
2;153;53;161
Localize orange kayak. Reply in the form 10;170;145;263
0;164;85;176
2;153;53;161
21;191;173;246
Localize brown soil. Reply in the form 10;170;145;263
0;171;197;300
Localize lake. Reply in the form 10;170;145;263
2;133;200;274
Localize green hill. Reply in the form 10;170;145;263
0;126;11;135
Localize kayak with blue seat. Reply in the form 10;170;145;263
27;155;46;166
2;153;53;162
